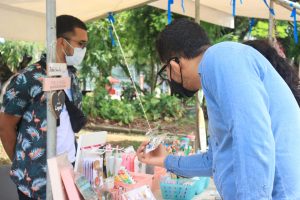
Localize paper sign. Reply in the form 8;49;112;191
43;77;71;91
47;63;67;76
122;185;156;200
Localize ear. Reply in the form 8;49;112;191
169;60;181;75
56;37;65;48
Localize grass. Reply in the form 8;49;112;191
0;131;146;165
105;132;146;150
0;141;10;165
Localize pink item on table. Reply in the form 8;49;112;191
60;167;81;200
187;135;195;140
129;154;135;172
112;172;153;200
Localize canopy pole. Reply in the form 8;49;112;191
268;0;275;44
195;0;200;24
46;0;57;199
195;0;200;151
195;0;207;152
273;0;300;10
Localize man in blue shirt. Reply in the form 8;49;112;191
137;19;300;199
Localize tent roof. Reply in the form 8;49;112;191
151;0;299;27
200;0;296;21
0;0;156;42
0;0;298;42
150;0;235;28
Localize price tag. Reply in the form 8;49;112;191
43;77;71;91
47;63;67;76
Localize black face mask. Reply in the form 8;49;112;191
168;59;198;98
168;79;198;98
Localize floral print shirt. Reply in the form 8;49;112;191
1;58;82;199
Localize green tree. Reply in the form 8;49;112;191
119;6;169;93
81;20;123;82
0;40;42;71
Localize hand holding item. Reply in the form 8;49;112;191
136;141;168;168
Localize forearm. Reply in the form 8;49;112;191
164;153;212;178
0;129;17;161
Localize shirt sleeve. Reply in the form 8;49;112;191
200;46;275;199
164;142;213;177
2;73;31;116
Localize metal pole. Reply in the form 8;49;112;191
194;0;201;151
195;0;200;24
273;0;300;10
268;0;275;44
46;0;57;199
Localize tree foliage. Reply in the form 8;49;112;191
0;40;42;71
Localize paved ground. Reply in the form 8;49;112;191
0;165;18;200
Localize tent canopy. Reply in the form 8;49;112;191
200;0;295;20
0;0;235;42
0;0;156;42
150;0;299;27
0;0;298;42
150;0;235;28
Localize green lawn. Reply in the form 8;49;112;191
0;140;10;165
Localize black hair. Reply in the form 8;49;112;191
244;39;300;107
156;18;210;63
56;15;87;38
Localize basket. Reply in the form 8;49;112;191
160;176;210;200
111;172;153;200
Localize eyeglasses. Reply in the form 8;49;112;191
64;38;88;49
157;57;180;80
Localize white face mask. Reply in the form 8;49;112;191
63;39;86;66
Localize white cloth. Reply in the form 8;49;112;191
56;72;76;163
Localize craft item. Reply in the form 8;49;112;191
145;134;166;154
104;147;112;178
134;156;146;174
103;177;114;190
114;167;135;185
74;174;98;200
122;185;156;200
180;137;190;150
93;158;104;189
49;91;65;119
107;155;114;177
114;157;122;176
129;154;135;172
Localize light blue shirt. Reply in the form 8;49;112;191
165;42;300;200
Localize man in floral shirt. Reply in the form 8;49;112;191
0;15;88;200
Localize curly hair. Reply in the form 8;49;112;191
244;40;300;107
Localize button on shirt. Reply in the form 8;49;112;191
164;42;300;200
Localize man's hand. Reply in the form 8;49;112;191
0;113;21;161
136;141;168;167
